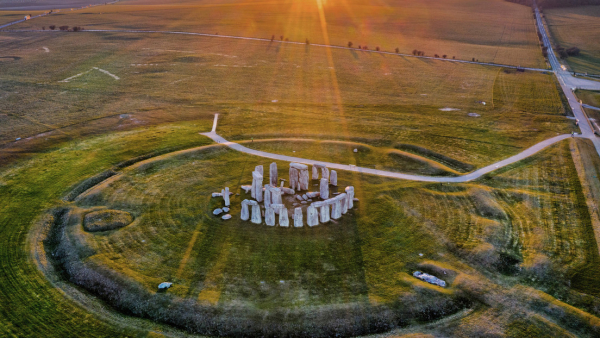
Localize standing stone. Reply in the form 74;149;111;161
241;200;250;220
271;187;283;205
345;186;355;209
294;207;303;227
255;165;264;176
338;193;348;214
265;206;276;226
299;169;309;190
330;170;337;186
264;185;272;209
270;162;278;186
320;178;329;200
331;197;343;219
312;166;319;180
307;205;319;226
319;203;331;223
271;204;288;227
289;167;299;190
252;171;263;202
249;200;261;224
223;187;230;206
321;167;329;182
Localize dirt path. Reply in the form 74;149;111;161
201;114;578;183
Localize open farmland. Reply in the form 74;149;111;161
545;5;600;74
9;0;546;68
0;30;571;169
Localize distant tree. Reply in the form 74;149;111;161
72;26;83;32
375;46;380;51
412;49;417;55
59;25;69;31
348;41;353;48
305;38;309;45
280;35;283;40
363;45;368;50
472;57;475;62
452;56;455;59
434;54;439;58
357;45;361;49
558;49;569;58
566;46;580;56
395;47;399;53
442;54;447;58
42;26;45;30
285;38;289;41
271;35;275;41
49;25;56;30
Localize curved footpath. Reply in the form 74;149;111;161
201;115;578;183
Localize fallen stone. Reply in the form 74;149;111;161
302;194;308;200
212;192;222;197
213;208;223;215
301;201;307;204
241;185;252;193
158;282;173;290
413;271;446;287
354;148;358;153
280;187;295;195
295;195;304;201
221;214;232;220
306;192;320;198
223;207;230;212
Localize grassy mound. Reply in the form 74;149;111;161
83;210;133;232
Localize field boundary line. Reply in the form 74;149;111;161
0;28;552;72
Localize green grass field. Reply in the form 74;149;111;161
545;5;600;74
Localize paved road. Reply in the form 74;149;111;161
201;115;577;183
534;5;600;156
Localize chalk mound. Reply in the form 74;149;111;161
83;210;134;232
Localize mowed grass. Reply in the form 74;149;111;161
10;0;546;68
545;5;600;74
0;123;212;337
0;31;572;169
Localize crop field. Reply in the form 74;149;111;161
8;0;546;68
0;11;44;25
545;5;600;74
0;30;571;169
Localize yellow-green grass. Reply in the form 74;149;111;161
545;5;600;74
10;0;546;68
0;31;572;168
1;120;599;336
0;123;215;337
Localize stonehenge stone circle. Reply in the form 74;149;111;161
265;206;276;226
222;187;230;206
339;193;348;214
251;171;263;202
294;207;303;227
264;184;272;209
241;199;250;220
320;178;329;200
307;205;319;226
345;186;355;210
270;162;278;186
312;166;319;180
271;187;283;206
255;165;264;176
319;203;331;223
330;170;337;186
249;200;261;224
289;167;299;191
